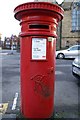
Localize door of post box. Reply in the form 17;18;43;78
20;36;56;118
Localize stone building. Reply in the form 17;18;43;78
34;0;80;49
61;1;80;49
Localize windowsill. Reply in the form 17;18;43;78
71;30;80;32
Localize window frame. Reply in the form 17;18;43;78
71;2;80;32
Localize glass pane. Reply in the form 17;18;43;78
70;46;78;50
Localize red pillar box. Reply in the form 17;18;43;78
14;2;64;118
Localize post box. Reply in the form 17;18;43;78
14;2;64;118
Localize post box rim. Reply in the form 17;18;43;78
14;2;64;21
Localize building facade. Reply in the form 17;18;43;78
2;35;20;50
61;1;80;49
34;0;80;49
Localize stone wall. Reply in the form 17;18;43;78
61;3;80;48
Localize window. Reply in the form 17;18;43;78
72;2;80;32
69;46;79;51
78;46;80;50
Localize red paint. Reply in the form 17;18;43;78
14;2;64;118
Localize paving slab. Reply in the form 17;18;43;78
2;114;16;120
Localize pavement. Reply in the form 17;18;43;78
0;50;20;120
0;49;80;120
